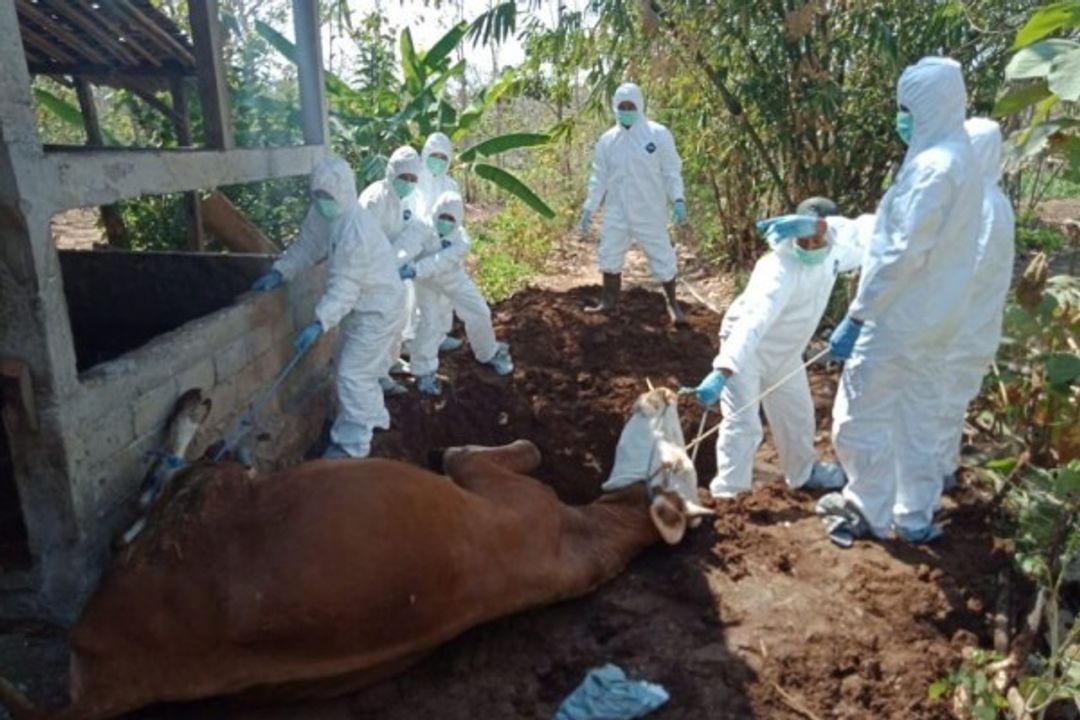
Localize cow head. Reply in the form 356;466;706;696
601;387;713;544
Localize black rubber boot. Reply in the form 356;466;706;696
662;279;687;325
585;272;621;313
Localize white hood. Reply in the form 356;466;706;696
612;82;647;128
964;117;1004;186
386;145;422;180
423;132;454;166
432;190;464;232
311;155;358;214
897;57;967;157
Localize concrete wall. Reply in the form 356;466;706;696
1;260;334;621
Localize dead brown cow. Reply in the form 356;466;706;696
0;388;707;720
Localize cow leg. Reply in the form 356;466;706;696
439;440;542;478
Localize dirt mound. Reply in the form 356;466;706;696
373;285;722;503
352;286;1006;719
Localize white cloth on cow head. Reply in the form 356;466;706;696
602;389;707;514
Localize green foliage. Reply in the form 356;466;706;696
556;0;1035;266
928;649;1009;719
470;202;554;302
998;1;1080;179
255;14;554;217
1016;221;1067;253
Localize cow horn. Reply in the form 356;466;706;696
648;491;687;545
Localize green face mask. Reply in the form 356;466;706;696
315;197;341;220
895;111;914;145
426;157;449;176
793;244;830;266
392;177;416;199
436;219;457;237
616;110;638;128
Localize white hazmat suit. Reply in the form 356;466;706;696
359;146;427;377
409;192;509;380
937;118;1016;480
272;156;407;458
406;132;460;344
584;83;685;283
710;222;866;497
832;57;982;538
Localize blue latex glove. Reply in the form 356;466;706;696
399;264;417;280
673;199;687;225
755;214;819;247
828;315;864;360
251;269;283;292
693;369;728;407
554;664;669;720
580;208;593;233
293;321;323;353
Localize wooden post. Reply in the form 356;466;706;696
292;0;328;146
74;78;128;248
188;0;234;150
172;78;205;251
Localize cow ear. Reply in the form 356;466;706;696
649;491;687;545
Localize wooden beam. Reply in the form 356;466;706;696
75;79;129;249
171;78;205;251
292;0;328;146
74;79;103;146
35;0;140;66
129;87;183;127
113;0;196;67
42;145;324;212
27;63;193;79
15;0;109;65
188;0;233;150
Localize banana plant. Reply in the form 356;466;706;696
995;1;1080;174
255;13;555;219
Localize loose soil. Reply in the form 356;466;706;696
1;286;1008;720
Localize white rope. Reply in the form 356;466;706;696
690;408;708;463
684;347;832;454
677;277;725;316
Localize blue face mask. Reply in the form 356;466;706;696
315;197;341;220
896;111;914;145
426;156;449;176
392;177;416;199
436;219;457;237
616;110;638;128
794;244;830;266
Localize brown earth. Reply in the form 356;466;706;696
1;286;1010;720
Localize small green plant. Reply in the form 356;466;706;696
470;202;554;302
1015;220;1067;253
928;648;1010;720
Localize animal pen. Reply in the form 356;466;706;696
0;0;333;621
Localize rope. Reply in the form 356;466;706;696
212;345;310;462
684;347;832;454
677;277;725;316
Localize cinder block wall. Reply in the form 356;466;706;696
3;255;333;622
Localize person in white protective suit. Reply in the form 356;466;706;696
358;146;430;394
405;132;465;354
401;191;513;395
686;198;870;499
579;82;689;324
816;57;983;547
936;118;1015;488
249;155;407;459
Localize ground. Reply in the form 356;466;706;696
0;271;1012;720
